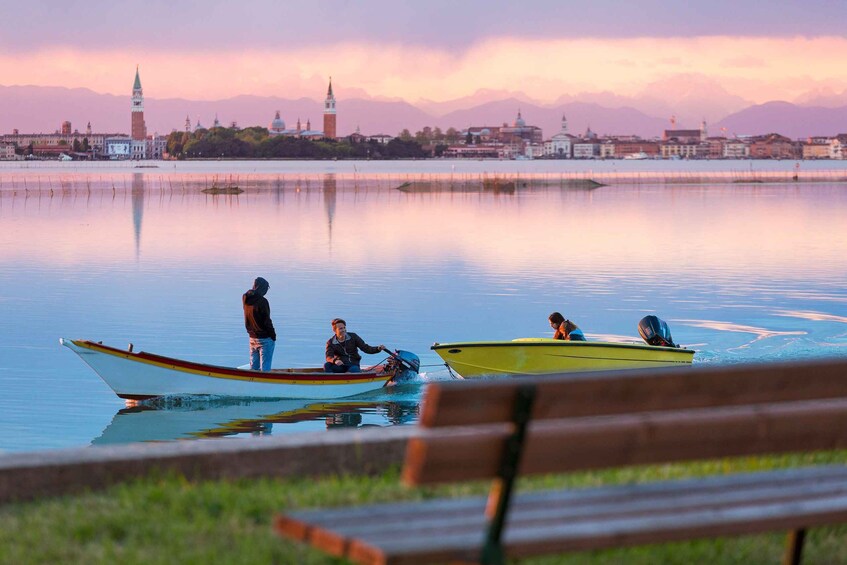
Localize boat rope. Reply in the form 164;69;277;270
444;363;463;380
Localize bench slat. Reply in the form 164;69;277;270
287;469;847;541
421;358;847;427
276;466;847;564
405;398;847;483
350;493;847;564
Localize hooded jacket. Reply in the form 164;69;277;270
243;279;276;341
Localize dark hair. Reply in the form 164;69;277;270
548;312;565;325
331;318;346;328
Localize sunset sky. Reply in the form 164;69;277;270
3;1;847;108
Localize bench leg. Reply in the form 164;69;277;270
481;385;536;565
782;529;806;565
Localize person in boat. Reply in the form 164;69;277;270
243;277;276;371
325;318;386;373
548;312;586;341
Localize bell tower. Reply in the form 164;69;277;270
323;77;336;139
131;65;147;141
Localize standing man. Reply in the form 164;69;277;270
243;277;276;371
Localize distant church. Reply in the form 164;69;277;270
104;66;165;160
268;78;337;140
130;66;148;159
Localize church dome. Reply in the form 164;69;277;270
514;111;526;128
270;111;286;132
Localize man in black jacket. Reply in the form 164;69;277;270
324;318;385;373
243;277;276;371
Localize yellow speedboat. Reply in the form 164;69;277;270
431;338;694;378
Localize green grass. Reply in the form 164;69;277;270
1;453;846;564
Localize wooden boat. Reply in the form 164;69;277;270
61;338;419;400
431;338;694;378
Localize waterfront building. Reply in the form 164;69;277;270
722;139;749;159
545;114;576;158
829;135;847;159
105;136;132;158
443;145;505;159
748;133;796;159
525;143;545;159
323;78;337;139
702;137;726;159
661;141;700;159
573;140;601;159
368;134;394;145
613;140;660;158
803;142;830;160
0;142;16;160
147;135;167;159
0;124;117;156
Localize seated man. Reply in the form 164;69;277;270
548;311;587;341
324;318;386;373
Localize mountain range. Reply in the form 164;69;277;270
2;84;847;141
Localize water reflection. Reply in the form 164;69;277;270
92;397;420;445
131;173;144;259
1;170;846;452
322;173;337;251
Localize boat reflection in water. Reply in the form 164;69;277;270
91;396;420;445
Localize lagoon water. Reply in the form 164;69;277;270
1;160;846;452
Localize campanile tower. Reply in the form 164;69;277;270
131;66;147;141
323;77;336;139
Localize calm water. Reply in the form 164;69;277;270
1;161;846;452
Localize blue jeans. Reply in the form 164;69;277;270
323;362;361;373
249;337;275;371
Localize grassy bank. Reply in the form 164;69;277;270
1;452;846;564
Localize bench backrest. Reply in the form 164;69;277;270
403;358;847;485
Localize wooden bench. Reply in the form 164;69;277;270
275;357;847;564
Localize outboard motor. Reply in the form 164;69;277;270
638;315;678;348
386;350;421;384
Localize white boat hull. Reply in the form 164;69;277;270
61;338;395;400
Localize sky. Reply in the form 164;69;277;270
3;1;847;108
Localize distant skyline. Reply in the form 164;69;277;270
3;0;847;116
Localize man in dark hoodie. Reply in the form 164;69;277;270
324;318;385;373
243;277;276;371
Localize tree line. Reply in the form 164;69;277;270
166;127;427;159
